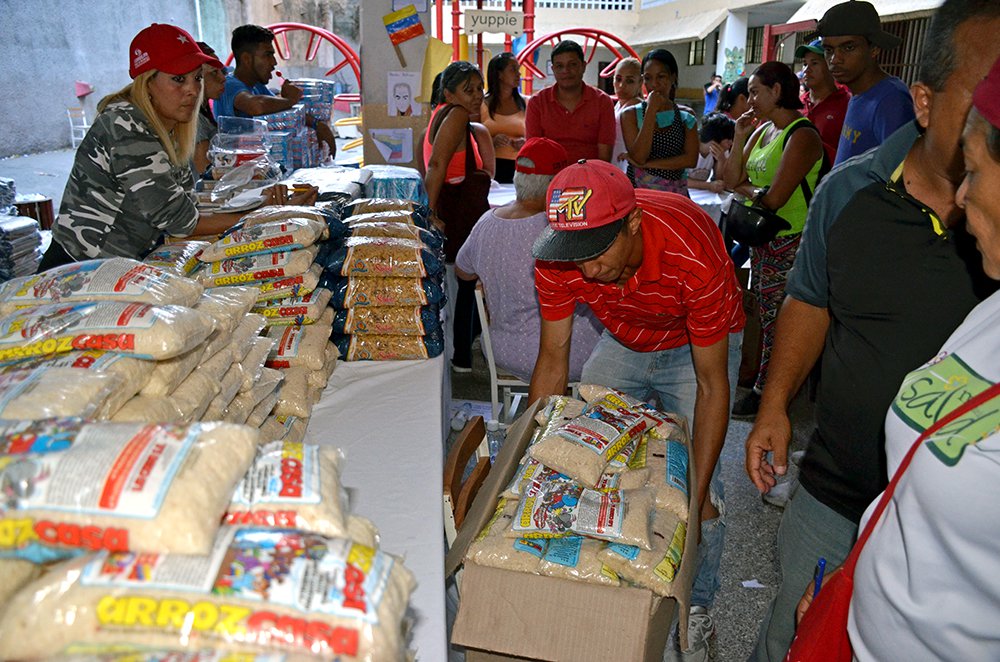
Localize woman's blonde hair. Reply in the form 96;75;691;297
615;57;641;75
97;70;201;166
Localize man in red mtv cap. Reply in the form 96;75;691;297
456;139;603;384
529;159;744;660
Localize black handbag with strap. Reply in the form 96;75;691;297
429;105;492;262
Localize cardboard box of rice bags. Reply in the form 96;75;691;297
447;397;701;662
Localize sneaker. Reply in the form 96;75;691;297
732;390;761;418
664;606;714;662
762;477;798;508
451;361;472;374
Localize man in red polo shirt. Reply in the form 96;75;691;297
529;160;744;660
797;38;850;164
525;40;617;162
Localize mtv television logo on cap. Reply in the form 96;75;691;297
548;187;594;229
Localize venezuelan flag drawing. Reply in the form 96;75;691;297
383;5;425;67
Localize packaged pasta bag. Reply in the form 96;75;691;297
194;246;319;288
0;419;258;562
331;327;444;361
537;536;620;587
528;394;648;488
505;481;654;549
0;526;415;661
142;241;210;276
0;301;215;365
465;499;546;574
0;258;204;313
223;442;348;538
327;275;445;308
201;218;329;263
348;221;443;251
323;237;443;279
597;509;687;598
342;200;431;227
332;305;440;336
643;435;691;521
252;288;332;326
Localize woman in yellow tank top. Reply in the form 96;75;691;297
723;61;825;416
481;52;528;183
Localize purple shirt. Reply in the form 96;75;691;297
456;208;604;382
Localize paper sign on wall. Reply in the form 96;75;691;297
370;128;414;164
388;71;422;117
464;9;525;36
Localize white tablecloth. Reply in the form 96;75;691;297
306;356;448;661
690;188;725;224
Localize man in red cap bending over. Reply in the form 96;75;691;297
528;159;744;660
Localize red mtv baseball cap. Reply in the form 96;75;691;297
973;55;1000;130
129;23;224;79
515;138;569;176
532;159;637;261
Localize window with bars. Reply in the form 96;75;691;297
458;0;633;8
688;37;706;66
746;26;764;64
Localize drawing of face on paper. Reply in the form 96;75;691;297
388;71;421;116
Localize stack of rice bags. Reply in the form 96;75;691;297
320;197;446;361
192;204;341;428
465;386;692;600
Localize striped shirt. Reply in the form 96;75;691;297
535;189;744;352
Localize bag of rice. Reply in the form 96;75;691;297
506;481;654;549
271;367;314;419
331;327;444;361
0;258;204;313
597;509;687;597
533;395;588;433
194;286;260;335
110;394;183;423
0;558;42;610
0;302;215;365
203;313;266;365
247;390;281;428
332;305;440;336
201;218;328;263
252;288;332;326
347;515;380;550
307;343;338;391
529;394;648;488
223;442;348;538
202;363;246;421
172;371;223;422
538;536;620;586
2;350;154;417
502;456;649;500
143;241;210;276
49;649;316;662
579;384;689;440
324;237;442;279
265;310;334;371
0;419;257;561
227;368;284;424
465;499;547;574
238;203;338;229
194;246;319;288
254;264;323;302
239;337;278;391
141;345;205;397
0;367;124;420
0;526;415;661
327;275;445;308
349;221;443;251
260;415;307;445
644;436;690;521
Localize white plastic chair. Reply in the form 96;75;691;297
474;284;529;423
67;107;90;148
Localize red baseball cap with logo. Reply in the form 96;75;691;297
532;159;637;261
129;23;224;79
973;54;1000;130
515;138;569;176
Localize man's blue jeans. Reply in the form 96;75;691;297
580;330;742;608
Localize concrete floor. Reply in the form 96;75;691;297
3;148;817;661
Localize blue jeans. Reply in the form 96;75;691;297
580;330;742;608
751;486;858;662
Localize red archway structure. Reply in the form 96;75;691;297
515;28;639;94
223;22;361;92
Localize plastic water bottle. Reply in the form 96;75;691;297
450;402;473;432
486;419;505;465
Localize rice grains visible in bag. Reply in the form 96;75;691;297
597;509;687;597
172;371;223;422
272;367;314;419
0;302;215;364
0;558;42;609
307;342;339;391
0;419;258;561
326;237;442;279
195;246;319;288
194;286;260;335
110;394;183;423
227;368;284;424
254;264;322;302
260;415;308;445
265;310;334;371
141;345;205;397
204;313;267;364
502;457;649;500
202;362;246;421
224;442;348;538
142;240;210;276
644;436;691;521
247;390;281;429
506;481;654;549
528;394;648;488
465;499;547;574
0;526;415;661
347;515;380;549
0;368;124;420
332;305;440;336
538;536;620;587
252;288;332;326
200;218;328;262
239;337;278;391
0;258;204;313
578;384;689;440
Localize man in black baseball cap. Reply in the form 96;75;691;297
816;0;914;164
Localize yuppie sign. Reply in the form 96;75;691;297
464;9;525;36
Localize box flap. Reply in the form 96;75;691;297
445;399;544;576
